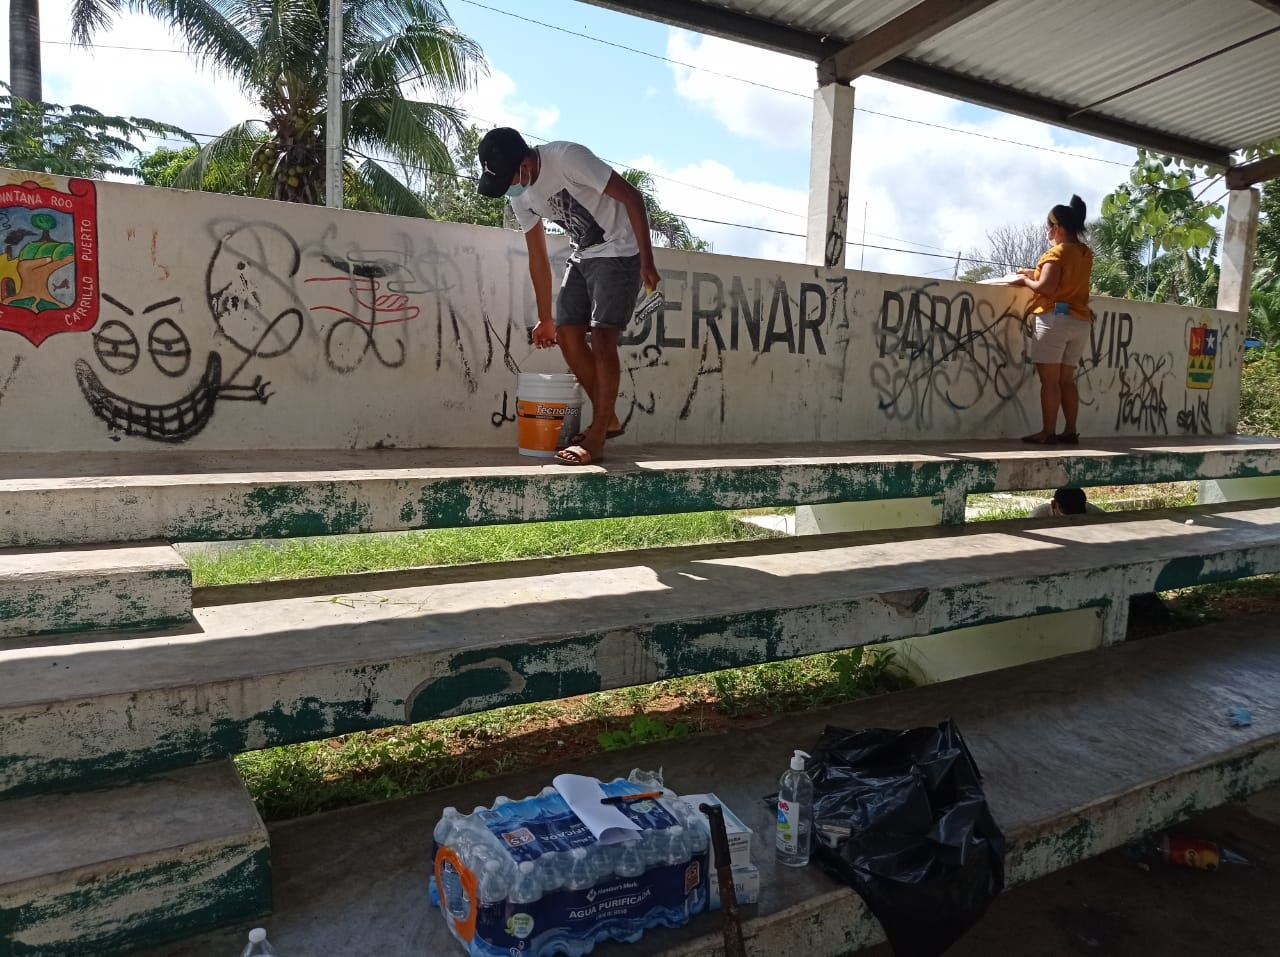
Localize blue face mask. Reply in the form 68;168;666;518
505;159;531;199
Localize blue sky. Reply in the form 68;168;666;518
4;0;1141;275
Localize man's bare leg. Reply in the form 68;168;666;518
558;326;621;439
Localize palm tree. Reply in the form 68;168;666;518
1088;212;1147;300
8;0;42;102
621;168;708;251
147;0;482;215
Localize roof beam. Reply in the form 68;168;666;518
1227;153;1280;189
819;0;1003;84
576;0;831;59
874;59;1233;167
572;0;1236;167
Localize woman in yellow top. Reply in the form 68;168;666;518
1009;194;1093;444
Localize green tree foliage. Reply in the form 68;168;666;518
146;0;483;216
139;144;255;195
1097;149;1224;308
420;126;506;227
621;168;708;250
0;85;193;178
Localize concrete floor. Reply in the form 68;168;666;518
128;623;1280;957
867;796;1280;957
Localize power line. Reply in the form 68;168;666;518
41;3;1133;170
451;0;1132;168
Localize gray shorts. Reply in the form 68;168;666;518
557;255;641;330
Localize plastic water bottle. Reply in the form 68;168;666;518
565;848;594;891
537;849;568;894
662;826;690;866
240;928;277;957
614;839;645;878
478;859;510;908
509;860;542;905
776;749;813;867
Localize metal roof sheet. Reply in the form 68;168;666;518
583;0;1280;166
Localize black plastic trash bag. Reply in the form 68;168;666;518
808;719;1006;957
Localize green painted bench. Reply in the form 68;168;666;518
4;439;1280;956
121;618;1280;957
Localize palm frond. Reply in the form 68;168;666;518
345;97;462;174
352;156;433;218
70;0;126;45
172;119;267;190
136;0;259;78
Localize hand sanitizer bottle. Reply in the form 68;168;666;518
776;749;813;867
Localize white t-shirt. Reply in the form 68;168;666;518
509;142;639;260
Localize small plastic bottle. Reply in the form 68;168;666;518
241;927;278;957
478;859;510;909
776;749;813;867
614;839;645;878
509;860;543;906
565;847;595;891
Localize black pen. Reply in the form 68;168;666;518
600;790;663;805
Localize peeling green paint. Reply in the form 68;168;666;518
0;844;270;957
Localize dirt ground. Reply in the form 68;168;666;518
863;796;1280;957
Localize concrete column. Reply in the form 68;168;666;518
799;82;899;532
805;83;855;269
1217;187;1261;315
1201;187;1264;504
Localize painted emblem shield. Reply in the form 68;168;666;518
0;178;99;346
1186;323;1217;390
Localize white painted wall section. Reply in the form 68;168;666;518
0;168;1244;453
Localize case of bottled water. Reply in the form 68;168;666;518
429;780;710;957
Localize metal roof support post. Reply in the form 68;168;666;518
806;81;855;269
1217;187;1260;316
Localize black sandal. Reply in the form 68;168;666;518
1054;432;1080;445
1021;433;1055;444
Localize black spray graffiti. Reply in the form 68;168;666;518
1088;311;1134;369
1114;353;1171;433
825;189;848;269
1177;392;1212;433
623;270;827;356
76;291;271;442
872;286;1032;428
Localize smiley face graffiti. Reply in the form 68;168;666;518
75;292;272;443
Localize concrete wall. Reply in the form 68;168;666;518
0;168;1245;452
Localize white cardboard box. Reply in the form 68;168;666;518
708;863;760;910
678;792;753;867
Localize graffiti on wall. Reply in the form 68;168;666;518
871;284;1033;429
75;291;272;442
0;177;98;345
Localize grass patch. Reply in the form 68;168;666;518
187;510;784;587
234;647;909;822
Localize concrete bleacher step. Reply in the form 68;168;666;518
0;542;191;639
0;760;270;957
3;437;1280;546
127;620;1280;957
5;498;1280;800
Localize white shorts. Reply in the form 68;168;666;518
1030;314;1090;366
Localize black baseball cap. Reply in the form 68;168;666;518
477;127;530;198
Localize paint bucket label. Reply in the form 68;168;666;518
516;373;583;457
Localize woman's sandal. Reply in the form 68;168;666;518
1054;432;1080;445
1021;433;1056;444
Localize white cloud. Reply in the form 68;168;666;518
626;154;807;263
662;30;1137;277
4;1;260;146
453;68;560;138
